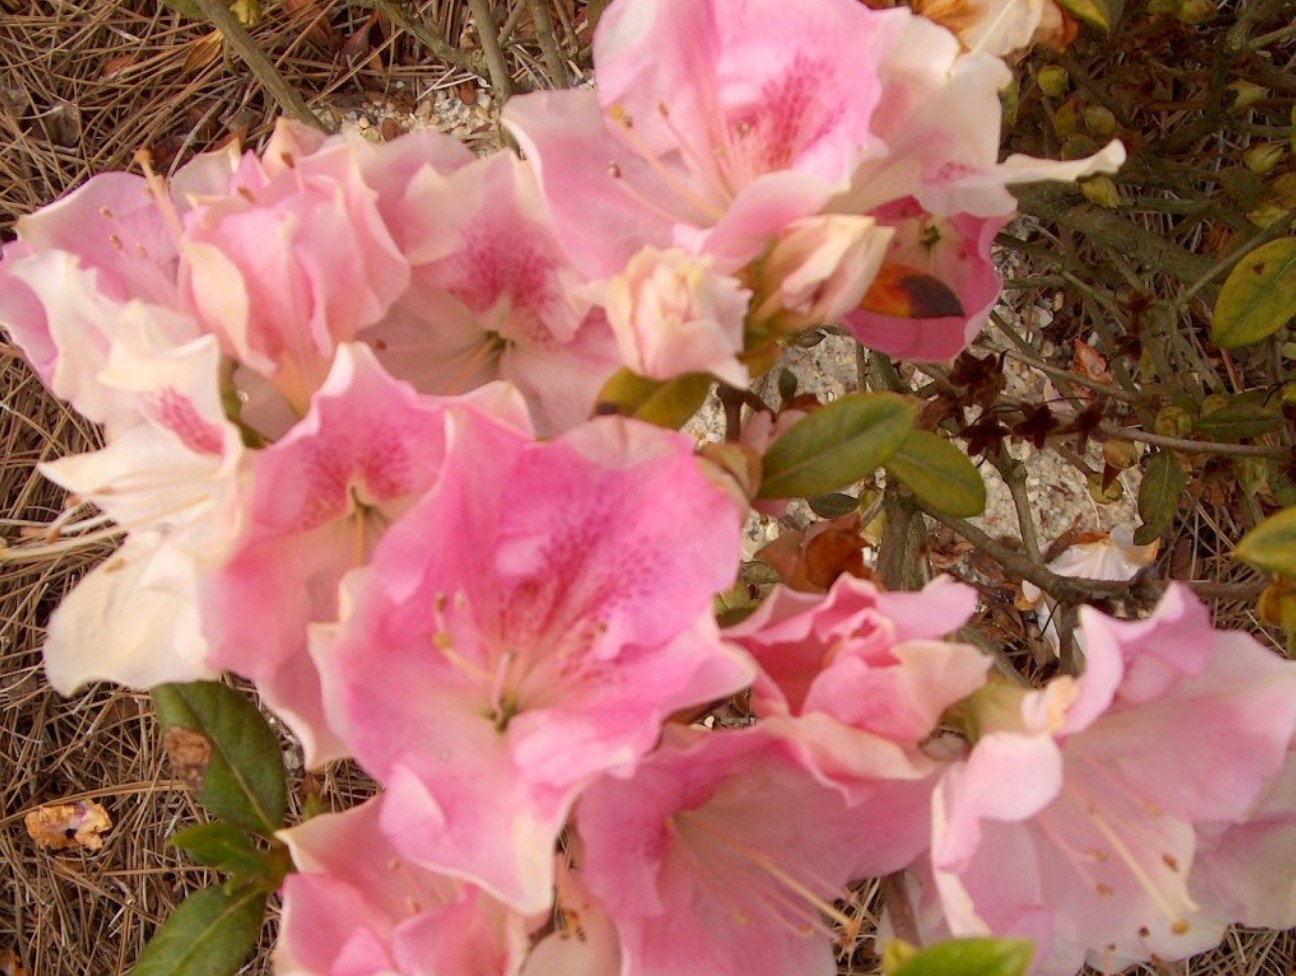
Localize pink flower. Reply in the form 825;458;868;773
843;202;1006;361
503;0;901;277
377;151;620;433
314;413;754;912
276;797;531;976
724;576;990;868
604;247;750;386
750;214;894;336
179;121;411;412
201;343;531;765
926;584;1296;975
574;723;868;976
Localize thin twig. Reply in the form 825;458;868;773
195;0;330;131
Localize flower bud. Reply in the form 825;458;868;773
751;214;892;335
1227;80;1268;110
1080;174;1123;208
1082;105;1117;138
1037;65;1070;98
1177;0;1215;24
1243;142;1284;175
605;247;750;387
1155;404;1193;440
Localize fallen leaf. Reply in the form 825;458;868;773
24;800;112;851
0;950;28;976
164;725;213;788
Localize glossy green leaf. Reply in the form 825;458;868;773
1053;0;1122;30
153;682;286;837
1235;506;1296;576
129;884;266;976
1135;449;1186;545
886;937;1034;976
807;492;860;518
885;429;987;518
593;368;713;430
1211;237;1296;348
1194;400;1285;442
168;824;271;877
757;393;914;500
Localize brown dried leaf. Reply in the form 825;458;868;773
184;31;224;75
0;949;29;976
24;800;112;851
164;725;213;788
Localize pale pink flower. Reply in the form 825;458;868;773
724;576;990;866
750;214;893;335
927;584;1296;975
276;796;531;976
502;0;902;277
604;247;750;386
377;151;621;433
843;201;1006;361
314;414;754;912
202;343;531;765
574;723;870;976
179;121;411;413
1192;743;1296;931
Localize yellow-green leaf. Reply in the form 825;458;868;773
885;430;986;518
593;368;713;430
757;393;914;500
885;937;1034;976
1211;237;1296;348
1053;0;1122;30
1235;507;1296;577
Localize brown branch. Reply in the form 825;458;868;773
195;0;330;131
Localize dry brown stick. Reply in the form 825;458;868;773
366;0;487;75
195;0;330;131
467;0;514;99
526;0;568;87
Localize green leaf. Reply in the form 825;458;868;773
886;937;1034;976
168;824;271;876
757;393;914;500
1211;237;1296;348
592;368;713;430
1194;398;1285;441
807;492;860;518
1052;0;1122;30
1235;507;1296;576
129;884;266;976
1135;449;1186;545
884;429;987;518
153;682;286;837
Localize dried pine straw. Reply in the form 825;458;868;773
0;1;1292;974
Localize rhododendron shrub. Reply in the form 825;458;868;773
2;0;1293;974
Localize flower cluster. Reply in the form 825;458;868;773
3;0;1293;974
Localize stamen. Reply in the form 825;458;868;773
133;149;186;246
605;107;727;222
654;101;736;202
1085;803;1194;927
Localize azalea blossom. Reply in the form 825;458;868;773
926;584;1296;975
201;344;532;765
276;796;532;976
314;413;754;912
379;150;621;433
574;723;870;976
